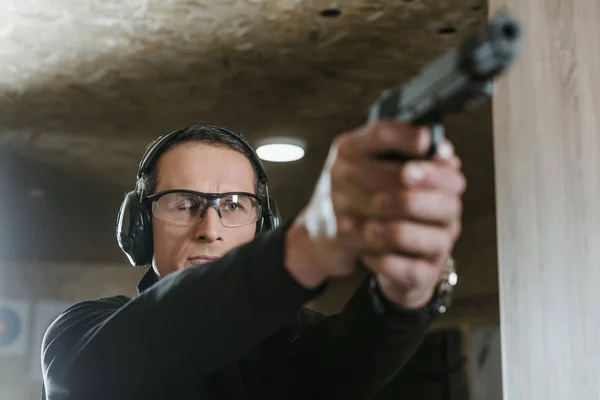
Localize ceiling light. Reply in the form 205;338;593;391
255;137;306;162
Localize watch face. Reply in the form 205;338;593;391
448;271;458;286
433;258;457;314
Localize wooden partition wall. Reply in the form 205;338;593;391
490;1;599;399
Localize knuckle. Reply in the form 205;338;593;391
455;197;463;218
457;173;467;193
431;192;461;221
447;171;465;194
374;120;423;148
442;194;461;218
371;121;397;144
391;222;411;245
451;219;462;239
396;191;416;215
374;120;396;133
333;133;351;155
439;231;454;253
454;155;463;169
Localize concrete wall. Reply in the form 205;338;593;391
0;262;145;400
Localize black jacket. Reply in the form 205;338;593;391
41;220;436;400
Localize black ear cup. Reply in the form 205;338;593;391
116;191;154;267
265;196;280;231
254;196;280;233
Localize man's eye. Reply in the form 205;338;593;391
223;201;243;211
176;200;199;211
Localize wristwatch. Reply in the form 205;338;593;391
369;257;458;316
430;257;458;314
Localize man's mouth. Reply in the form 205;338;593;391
185;256;220;268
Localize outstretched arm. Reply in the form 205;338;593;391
42;220;323;400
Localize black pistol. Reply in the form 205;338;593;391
368;11;522;161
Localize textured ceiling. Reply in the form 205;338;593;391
0;0;487;186
0;0;500;312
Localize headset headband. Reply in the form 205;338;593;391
137;123;269;189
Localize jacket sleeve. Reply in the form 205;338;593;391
290;276;436;400
41;220;323;400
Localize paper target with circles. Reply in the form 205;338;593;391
0;298;31;356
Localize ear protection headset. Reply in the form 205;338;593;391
116;123;281;267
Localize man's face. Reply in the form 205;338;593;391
151;142;257;278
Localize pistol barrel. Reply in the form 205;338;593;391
368;12;522;125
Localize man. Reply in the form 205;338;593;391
41;121;465;400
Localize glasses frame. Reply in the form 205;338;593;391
145;189;264;227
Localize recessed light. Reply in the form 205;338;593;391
256;137;306;162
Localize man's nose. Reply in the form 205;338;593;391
194;207;223;242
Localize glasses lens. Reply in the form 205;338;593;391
219;194;262;227
151;192;262;227
152;192;206;225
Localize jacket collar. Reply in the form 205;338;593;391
137;268;159;294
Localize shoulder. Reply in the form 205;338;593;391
54;295;131;323
43;296;131;346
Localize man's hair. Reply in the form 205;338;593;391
136;123;266;199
